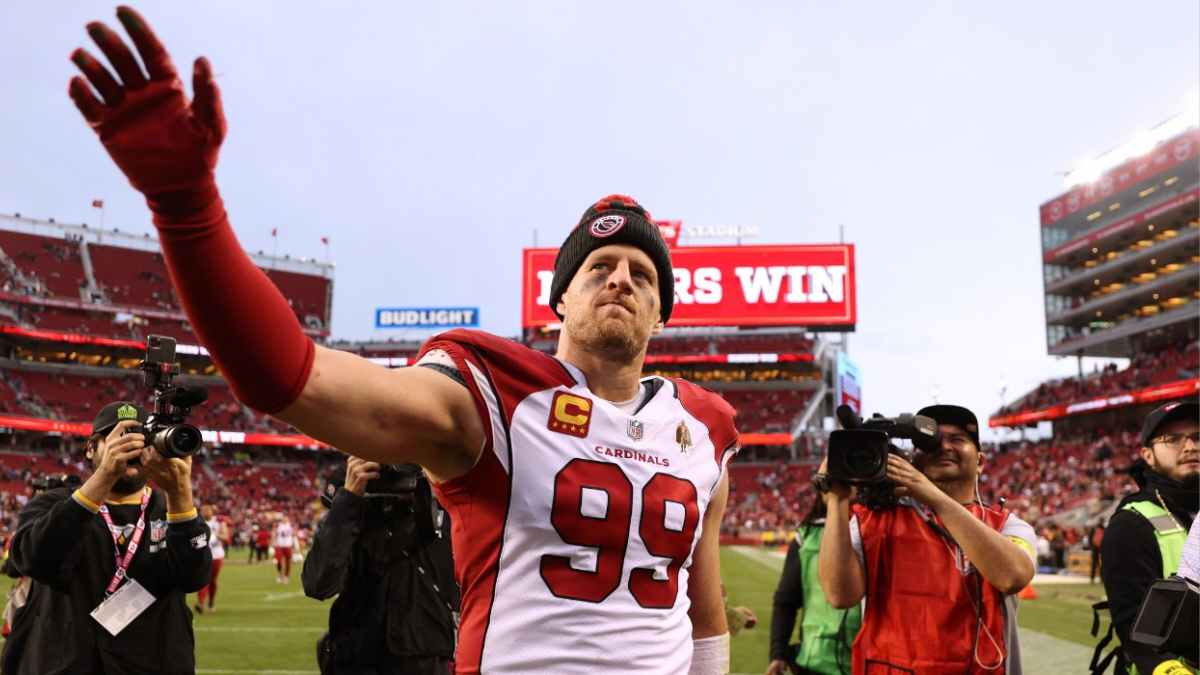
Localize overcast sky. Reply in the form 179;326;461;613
2;1;1197;437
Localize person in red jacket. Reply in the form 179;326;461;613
254;521;271;564
818;405;1037;675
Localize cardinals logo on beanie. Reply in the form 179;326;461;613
549;194;675;322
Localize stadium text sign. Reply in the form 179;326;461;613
521;244;856;328
375;307;479;329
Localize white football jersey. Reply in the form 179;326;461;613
273;521;295;548
421;330;738;674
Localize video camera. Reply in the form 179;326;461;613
28;473;82;494
1132;575;1199;666
815;405;943;509
138;335;207;459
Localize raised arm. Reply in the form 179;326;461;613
68;7;482;479
817;488;865;609
886;455;1034;594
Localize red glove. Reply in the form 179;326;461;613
68;6;313;414
69;6;225;214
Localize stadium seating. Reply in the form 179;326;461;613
723;462;815;536
0;368;298;434
646;333;814;356
88;244;178;310
0;377;19;415
0;230;87;298
720;389;810;433
997;340;1199;416
980;429;1138;519
264;269;330;329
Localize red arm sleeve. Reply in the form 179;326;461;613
153;190;314;413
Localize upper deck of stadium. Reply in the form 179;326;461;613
1039;125;1199;358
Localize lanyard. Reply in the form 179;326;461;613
98;489;151;596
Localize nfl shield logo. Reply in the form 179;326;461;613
627;419;644;441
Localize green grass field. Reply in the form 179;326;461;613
0;547;1107;674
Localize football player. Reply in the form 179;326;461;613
67;8;737;673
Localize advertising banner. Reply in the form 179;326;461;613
521;244;856;329
375;307;480;329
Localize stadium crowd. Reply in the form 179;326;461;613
997;339;1198;415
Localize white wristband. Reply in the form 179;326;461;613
689;633;730;675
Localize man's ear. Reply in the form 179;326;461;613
555;289;569;319
1139;446;1155;466
650;318;665;336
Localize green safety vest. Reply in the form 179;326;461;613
794;524;862;675
1121;500;1187;577
1091;498;1190;674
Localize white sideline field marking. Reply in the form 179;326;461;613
263;591;305;602
728;545;786;570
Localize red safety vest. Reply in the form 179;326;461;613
852;502;1012;675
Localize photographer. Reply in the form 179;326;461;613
817;405;1036;675
1098;401;1197;674
0;402;212;675
302;456;458;675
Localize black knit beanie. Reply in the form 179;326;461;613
549;194;674;323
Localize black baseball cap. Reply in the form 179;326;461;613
1139;400;1199;447
917;404;980;447
91;401;147;436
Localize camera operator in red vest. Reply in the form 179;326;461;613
818;405;1037;674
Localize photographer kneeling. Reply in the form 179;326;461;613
0;402;212;675
817;405;1036;675
303;455;458;675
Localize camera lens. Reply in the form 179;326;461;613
157;424;203;458
845;445;885;479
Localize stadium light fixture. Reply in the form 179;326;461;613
1062;98;1200;189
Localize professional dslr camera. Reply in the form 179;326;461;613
321;463;438;548
815;405;942;509
321;463;427;507
138;335;207;459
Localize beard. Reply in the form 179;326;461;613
112;472;148;496
564;310;649;363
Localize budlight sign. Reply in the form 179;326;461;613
375;307;479;329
